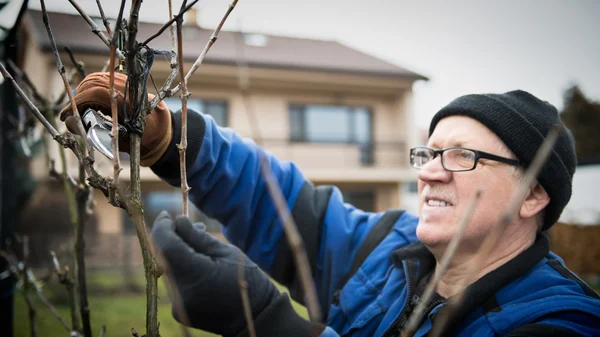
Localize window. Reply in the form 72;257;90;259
408;181;419;193
164;98;228;126
341;189;376;212
289;104;372;144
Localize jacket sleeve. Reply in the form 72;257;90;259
504;311;600;337
150;110;408;312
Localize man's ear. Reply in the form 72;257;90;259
519;182;550;220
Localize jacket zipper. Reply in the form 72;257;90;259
381;260;415;337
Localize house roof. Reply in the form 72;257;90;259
26;10;427;80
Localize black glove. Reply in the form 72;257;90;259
151;211;322;337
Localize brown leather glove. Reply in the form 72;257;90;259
59;72;172;166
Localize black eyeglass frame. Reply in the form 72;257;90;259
410;146;521;172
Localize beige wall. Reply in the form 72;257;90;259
183;82;411;177
21;47;421;233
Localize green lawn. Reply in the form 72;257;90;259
13;267;308;337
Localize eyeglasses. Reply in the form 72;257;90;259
410;146;521;172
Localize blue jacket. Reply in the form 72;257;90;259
151;111;600;337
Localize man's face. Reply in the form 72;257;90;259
416;116;521;250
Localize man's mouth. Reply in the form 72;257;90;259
425;197;454;207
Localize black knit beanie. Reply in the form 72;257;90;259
428;90;576;231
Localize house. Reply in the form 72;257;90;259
20;9;427;240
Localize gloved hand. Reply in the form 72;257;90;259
59;72;172;166
152;211;313;337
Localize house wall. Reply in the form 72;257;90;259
21;48;420;238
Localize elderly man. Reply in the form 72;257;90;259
62;73;600;337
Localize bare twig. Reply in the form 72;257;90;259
67;0;125;61
234;28;261;144
1;62;128;209
0;62;58;137
401;188;483;337
49;159;78;188
101;59;111;73
64;46;87;78
125;1;163;336
108;0;127;204
147;0;194;110
53;68;78;107
154;249;192;337
57;137;79;225
233;22;317;325
238;254;257;337
233;26;259;337
11;241;39;337
147;0;179;111
29;269;74;333
40;0;89;156
140;0;200;46
50;251;81;334
170;0;239;97
259;154;322;322
0;251;73;334
429;125;563;337
98;325;107;337
176;11;190;217
168;0;176;54
41;7;96;334
6;59;44;103
54;134;85;335
76;166;93;337
95;0;112;36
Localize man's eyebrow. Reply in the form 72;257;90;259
427;140;467;149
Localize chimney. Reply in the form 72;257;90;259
185;7;200;27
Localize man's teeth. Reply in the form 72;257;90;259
427;200;451;207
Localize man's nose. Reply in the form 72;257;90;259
417;156;452;183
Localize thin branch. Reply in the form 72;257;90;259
6;59;44;103
154;250;192;337
98;326;107;337
0;62;59;137
29;270;74;333
95;0;112;36
1;251;73;334
401;188;483;337
259;154;322;322
131;328;140;337
16;240;38;337
53;68;78;107
170;0;239;97
49;159;78;188
1;61;128;209
67;0;124;61
76;167;93;337
176;12;190;217
140;0;200;46
101;58;110;72
238;254;257;337
168;0;176;54
428;125;563;337
50;251;81;334
108;0;127;204
40;0;89;156
126;1;163;336
64;47;87;78
147;0;179;111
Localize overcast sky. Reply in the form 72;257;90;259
25;0;600;129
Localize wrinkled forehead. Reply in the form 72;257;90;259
427;116;514;156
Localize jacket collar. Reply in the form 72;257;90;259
390;233;550;336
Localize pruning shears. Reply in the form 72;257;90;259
82;108;127;160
